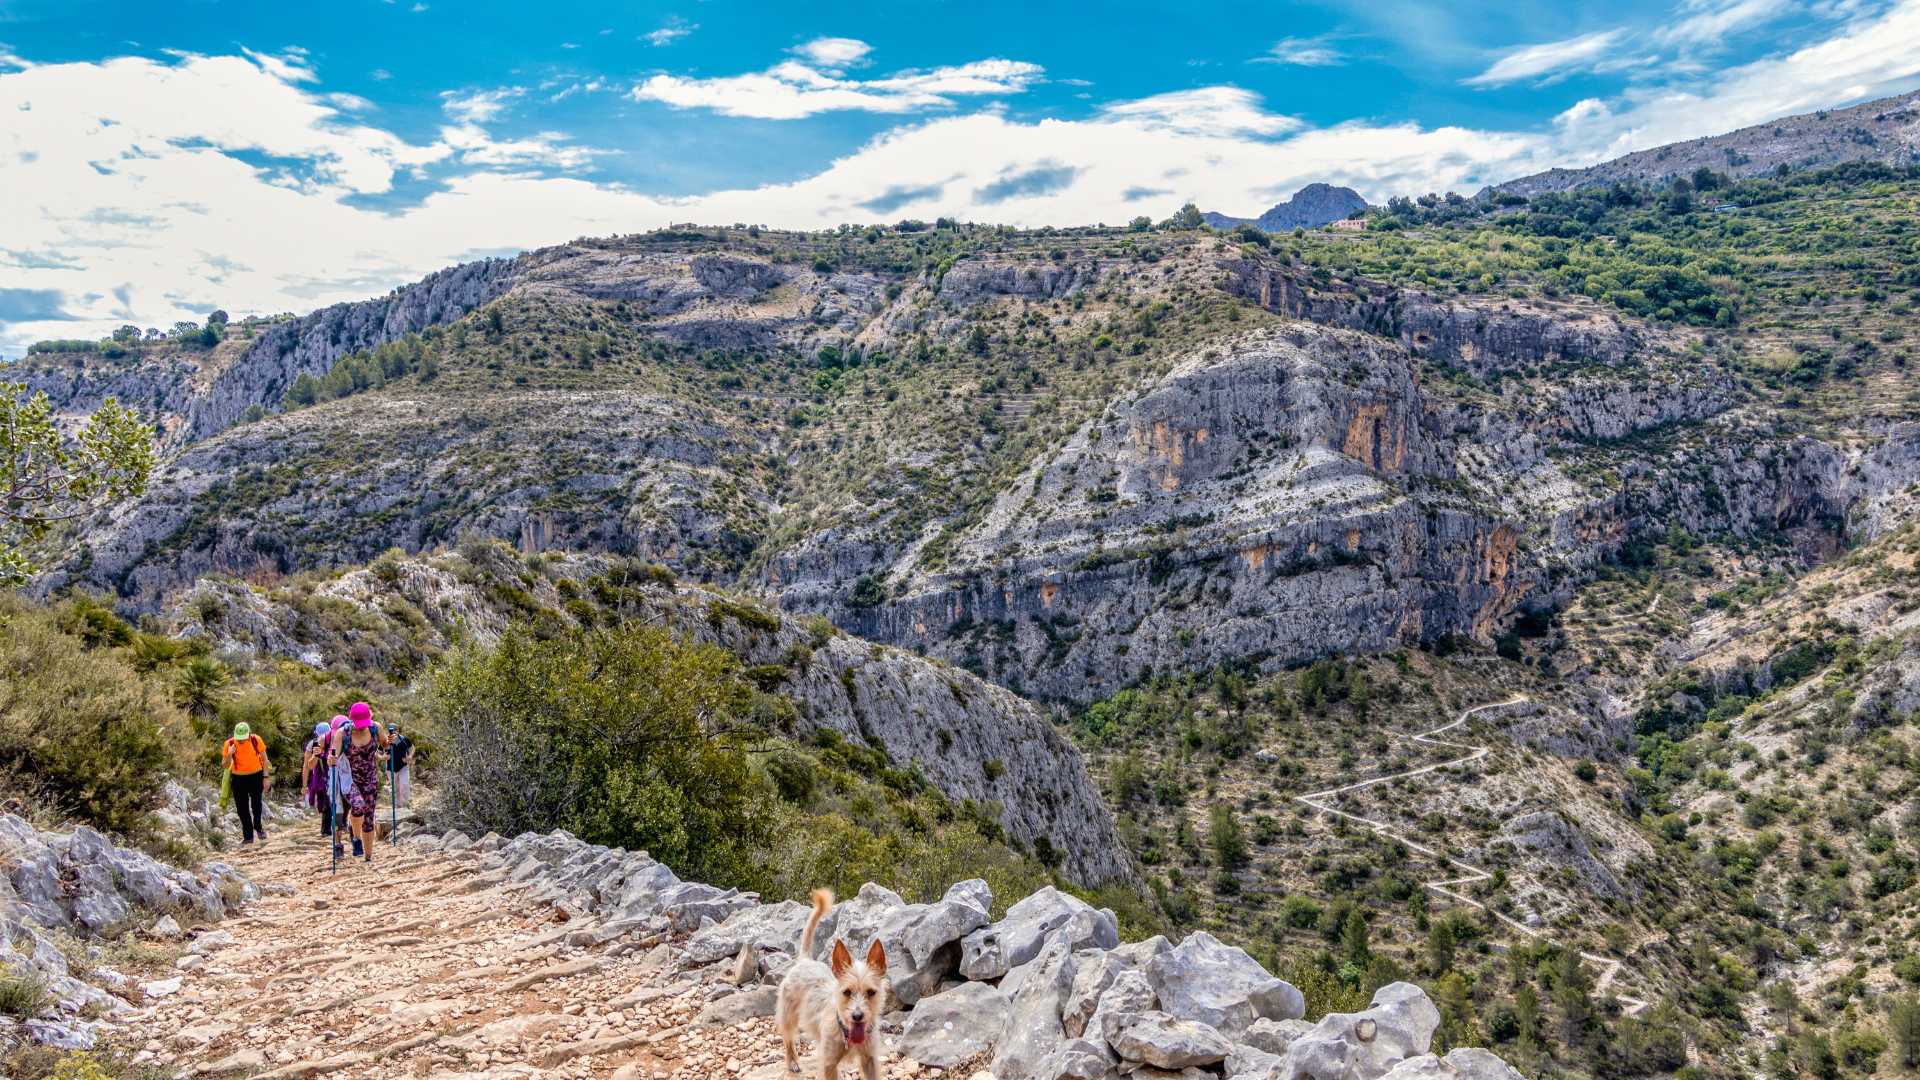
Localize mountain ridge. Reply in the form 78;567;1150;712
1493;88;1920;196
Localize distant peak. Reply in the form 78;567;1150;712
1202;183;1369;232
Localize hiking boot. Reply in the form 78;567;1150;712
351;838;364;857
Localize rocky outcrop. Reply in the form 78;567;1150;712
46;387;775;607
0;787;266;1054
189;257;518;440
805;323;1655;700
1221;259;1672;377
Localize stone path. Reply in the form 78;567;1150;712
118;829;973;1078
1290;699;1648;1015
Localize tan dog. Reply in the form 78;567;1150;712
778;889;888;1079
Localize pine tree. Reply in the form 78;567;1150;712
1552;949;1594;1047
1341;908;1371;969
1514;984;1541;1049
1208;803;1248;871
1890;994;1920;1069
1428;918;1456;975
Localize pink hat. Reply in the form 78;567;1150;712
349;701;373;729
330;714;348;730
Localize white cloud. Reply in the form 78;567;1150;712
1466;29;1628;86
1549;0;1920;162
441;87;522;123
1657;0;1797;46
793;37;872;69
644;23;696;46
4;3;1919;353
1255;37;1346;67
634;50;1042;119
1096;87;1303;137
438;124;596;169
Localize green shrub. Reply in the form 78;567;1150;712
708;598;781;633
0;598;181;834
427;622;774;889
0;964;47;1018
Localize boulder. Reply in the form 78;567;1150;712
1147;931;1303;1037
1278;982;1441;1080
990;931;1078;1080
610;858;681;921
811;882;906;961
963;887;1117;981
682;901;811;965
1063;936;1170;1038
899;982;1013;1067
695;986;779;1027
867;879;992;1006
1109;1012;1233;1069
658;883;755;931
1032;1037;1116;1080
187;930;237;956
1242;1017;1315;1056
1088;968;1158;1048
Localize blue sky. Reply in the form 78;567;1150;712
2;0;1918;352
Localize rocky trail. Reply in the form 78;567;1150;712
1290;700;1649;1015
120;831;956;1079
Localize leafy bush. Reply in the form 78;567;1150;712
427;623;774;889
0;597;182;835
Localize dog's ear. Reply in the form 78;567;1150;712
865;938;888;977
831;939;854;978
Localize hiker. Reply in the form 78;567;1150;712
334;702;390;862
327;714;354;856
303;721;333;837
222;722;270;846
387;723;415;809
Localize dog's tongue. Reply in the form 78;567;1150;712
847;1020;868;1045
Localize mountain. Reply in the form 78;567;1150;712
17;130;1920;1076
1202;182;1368;231
1496;88;1920;196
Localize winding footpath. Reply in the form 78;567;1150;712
1290;698;1648;1015
117;831;948;1078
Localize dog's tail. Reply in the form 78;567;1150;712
801;888;833;956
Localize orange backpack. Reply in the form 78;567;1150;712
227;734;266;775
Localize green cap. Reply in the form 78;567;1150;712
232;722;251;740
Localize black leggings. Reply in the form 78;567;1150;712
231;771;265;842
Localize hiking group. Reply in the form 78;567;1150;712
218;699;416;866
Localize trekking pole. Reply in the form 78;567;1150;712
329;751;338;877
389;757;397;846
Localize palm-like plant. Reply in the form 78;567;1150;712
175;657;231;721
